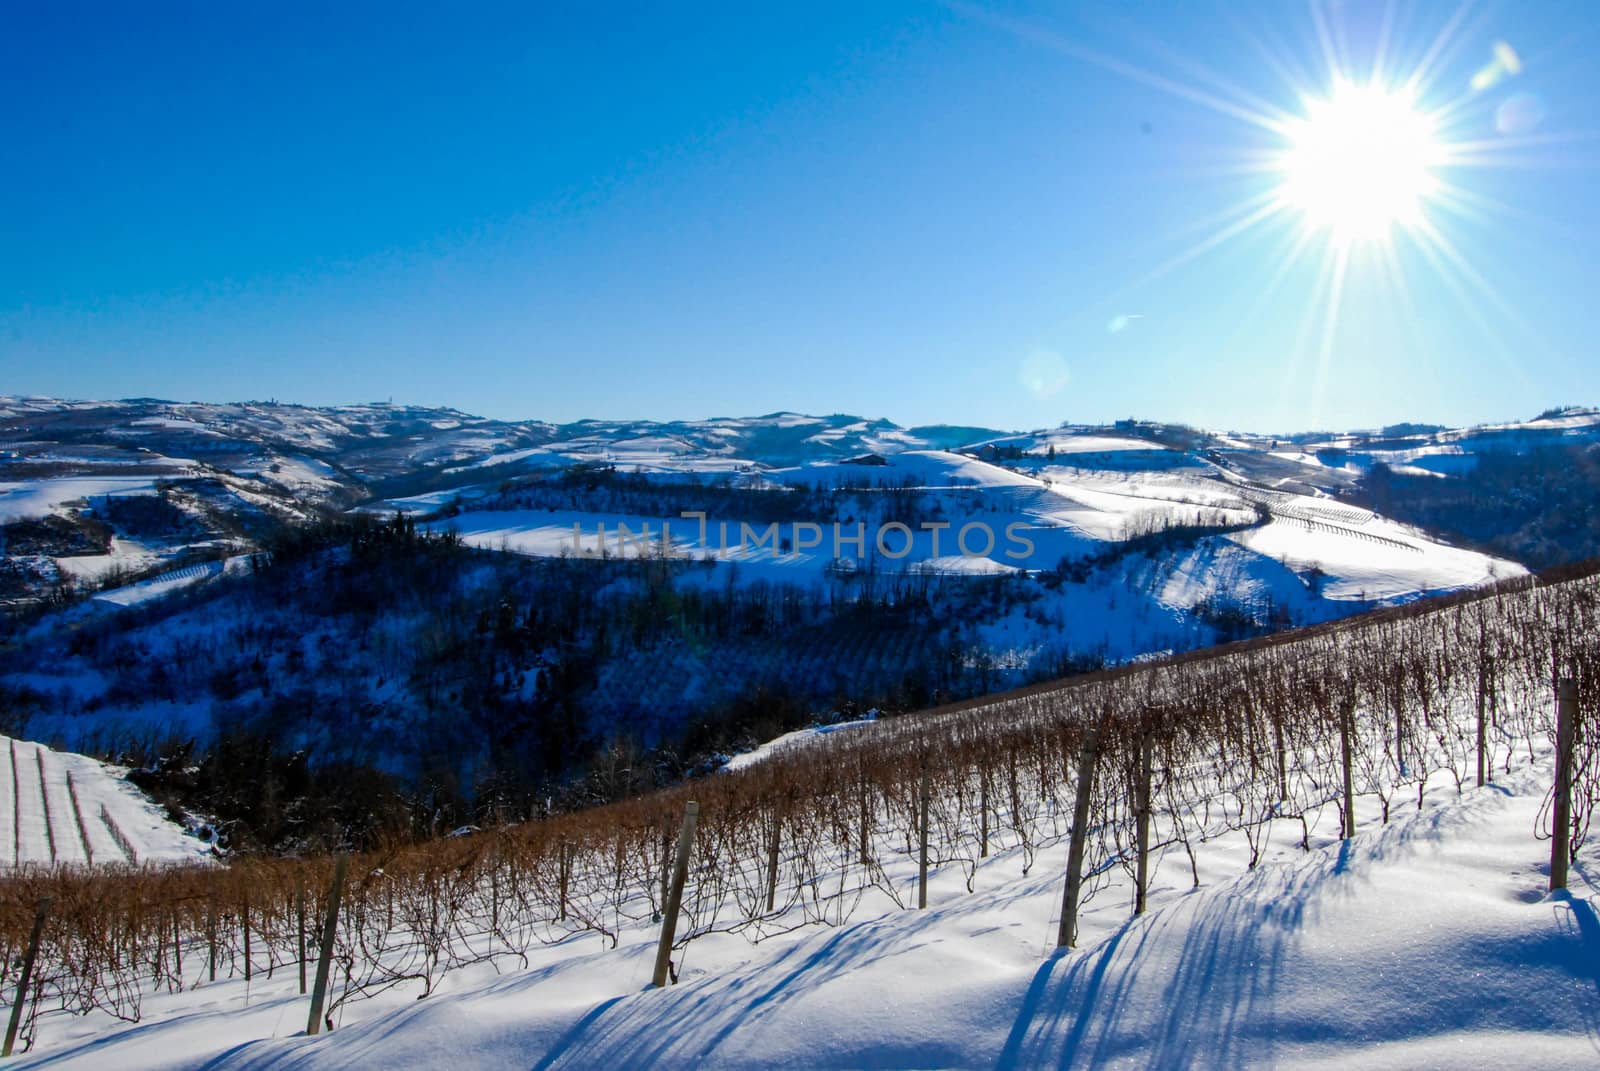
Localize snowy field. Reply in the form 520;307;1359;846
15;741;1596;1069
51;536;161;586
0;735;206;869
0;477;163;524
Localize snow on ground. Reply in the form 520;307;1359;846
88;557;249;609
910;553;1019;576
352;487;497;517
1040;470;1251;511
859;428;928;453
594;456;758;478
126;417;218;434
0;735;208;869
1230;516;1517;600
22;739;1599;1069
1444;407;1600;437
721;713;879;772
0;477;163;523
763;413;827;428
449;441;742;476
244;457;345;496
1033;479;1250;542
434;509;696;559
782;449;1041;490
1031;434;1167;455
1267;450;1328;467
453;445;557;471
427;505;1080;582
416;448;1520;603
51;537;161;586
803;422;868;445
1381;463;1451;478
1150;538;1313;617
1;450;197;471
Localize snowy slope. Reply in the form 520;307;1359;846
87;556;251;610
427;448;1519;604
16;738;1596;1069
0;477;166;524
0;735;207;869
8;398;1597;507
720;712;880;772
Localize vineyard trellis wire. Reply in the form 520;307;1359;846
0;566;1596;1052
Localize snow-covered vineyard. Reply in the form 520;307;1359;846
4;568;1600;1067
0;736;204;870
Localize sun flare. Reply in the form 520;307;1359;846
964;4;1561;428
1277;83;1446;244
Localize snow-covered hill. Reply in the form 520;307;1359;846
0;397;1000;495
8;396;1597;524
0;399;1013;606
427;447;1518;605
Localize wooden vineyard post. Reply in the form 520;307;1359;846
128;897;140;978
1551;679;1577;891
1394;698;1405;784
1057;731;1100;949
306;854;348;1036
489;857;499;934
558;837;571;922
1008;745;1022;842
858;772;872;865
206;883;217;983
153;906;165;986
2;898;50;1057
1272;713;1288;803
1340;701;1356;840
657;829;672;921
8;743;18;867
979;765;990;859
296;887;308;995
917;764;931;910
764;803;782;914
612;830;626;908
652;801;699;988
1134;733;1153;916
1476;653;1491;788
242;893;252;983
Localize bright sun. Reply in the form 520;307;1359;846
1277;82;1445;244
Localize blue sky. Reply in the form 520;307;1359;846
3;1;1597;432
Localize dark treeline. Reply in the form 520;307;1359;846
453;462;956;530
1356;444;1600;568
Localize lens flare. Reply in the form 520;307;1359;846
1496;92;1546;135
1018;348;1071;399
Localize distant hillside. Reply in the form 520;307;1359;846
1;396;1593;614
